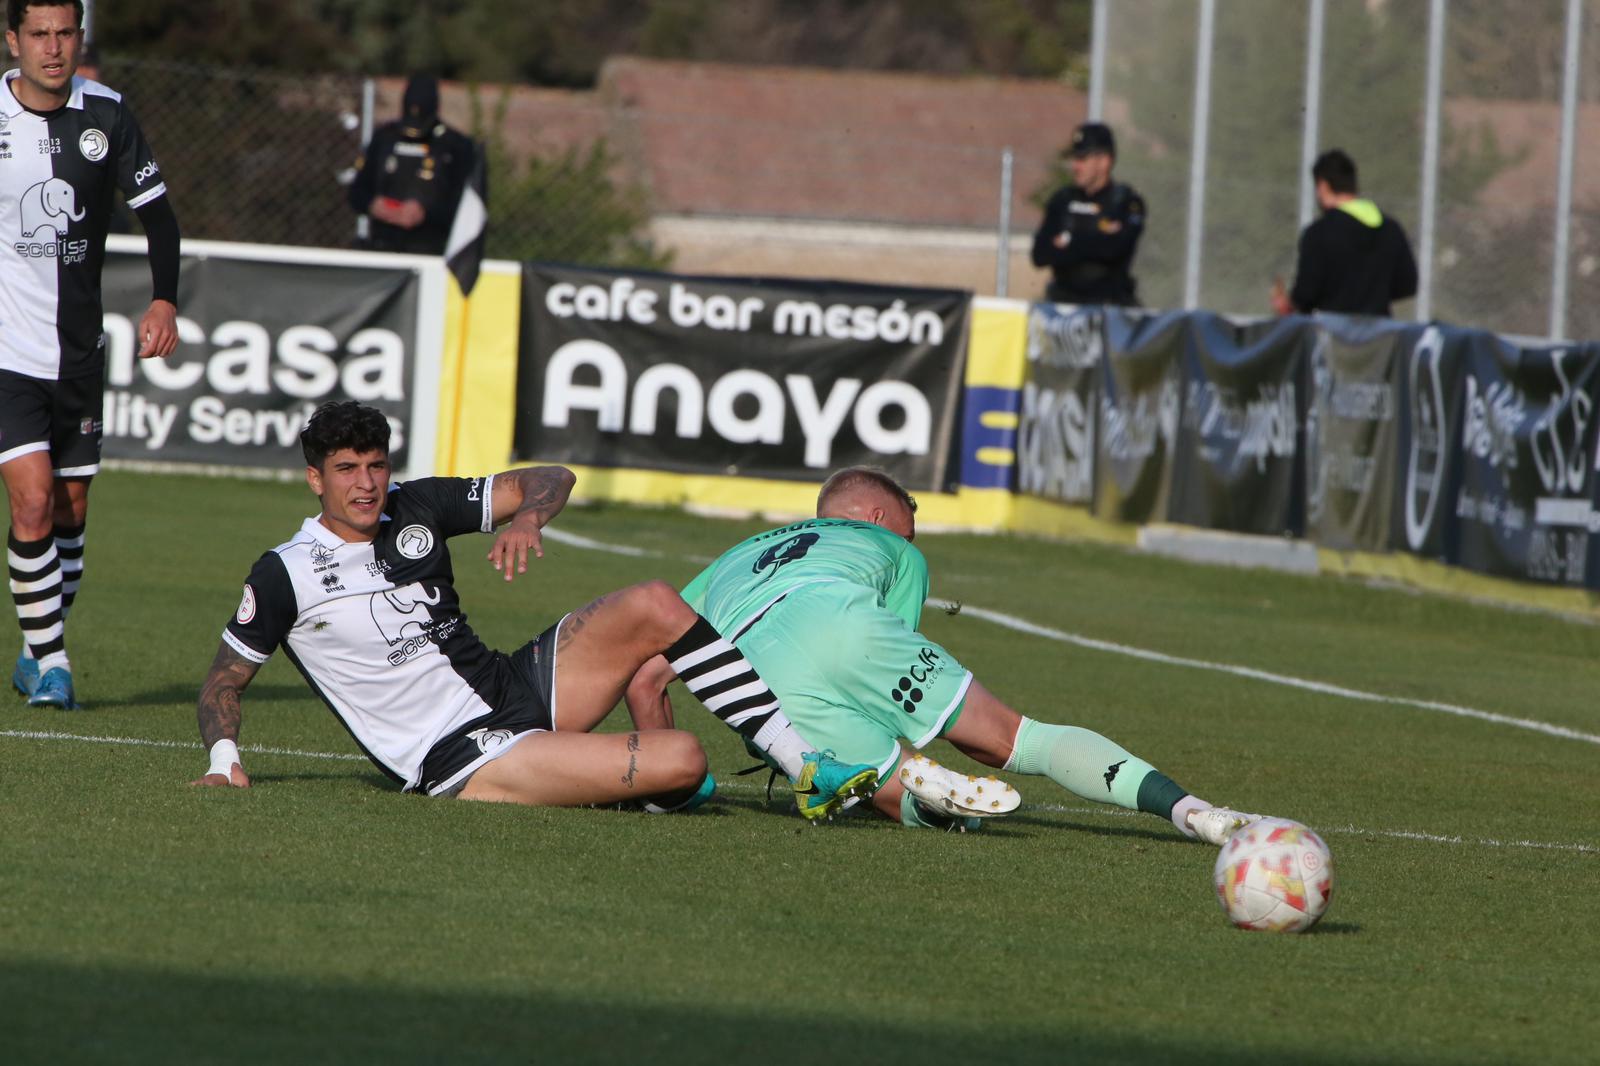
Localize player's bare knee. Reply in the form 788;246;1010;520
660;730;708;789
6;489;53;538
634;579;695;634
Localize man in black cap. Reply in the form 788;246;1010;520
1030;122;1146;306
347;75;476;254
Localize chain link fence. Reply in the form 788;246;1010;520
1097;0;1600;340
54;56;1069;297
17;16;1599;341
92;56;365;249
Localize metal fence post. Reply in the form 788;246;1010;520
1183;0;1217;310
996;147;1015;298
356;77;376;245
1089;0;1108;121
1550;0;1582;340
1416;0;1447;322
1298;0;1326;229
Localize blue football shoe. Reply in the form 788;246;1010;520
13;651;39;699
28;667;79;710
794;751;879;821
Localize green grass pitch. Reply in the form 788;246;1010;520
2;471;1597;1064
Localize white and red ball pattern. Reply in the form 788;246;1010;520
1212;817;1334;933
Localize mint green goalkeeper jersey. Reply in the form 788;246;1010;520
681;519;971;773
680;518;929;636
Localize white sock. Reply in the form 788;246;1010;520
752;716;806;778
1171;795;1210;838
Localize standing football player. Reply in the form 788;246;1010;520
2;0;180;708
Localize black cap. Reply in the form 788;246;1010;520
1065;122;1116;158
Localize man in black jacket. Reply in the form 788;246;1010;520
348;75;474;255
1030;122;1145;307
1273;149;1418;318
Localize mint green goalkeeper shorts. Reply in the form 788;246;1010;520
733;581;973;780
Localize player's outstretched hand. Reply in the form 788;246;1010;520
488;514;544;583
137;299;179;359
191;763;251;789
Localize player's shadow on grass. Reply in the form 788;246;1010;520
250;771;394;789
1;957;1409;1065
1011;811;1182;844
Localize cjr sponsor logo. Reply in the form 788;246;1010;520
891;647;945;713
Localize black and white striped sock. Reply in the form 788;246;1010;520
54;523;86;618
8;531;69;674
665;616;808;777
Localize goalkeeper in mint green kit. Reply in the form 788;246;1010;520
627;467;1259;840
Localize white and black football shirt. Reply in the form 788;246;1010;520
0;71;166;379
223;477;517;792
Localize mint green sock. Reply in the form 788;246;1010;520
1004;717;1187;817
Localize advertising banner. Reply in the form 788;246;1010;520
515;265;969;490
1450;332;1600;588
1304;316;1412;553
1392;324;1467;562
1167;313;1307;536
1016;303;1101;505
1093;308;1185;524
101;244;426;473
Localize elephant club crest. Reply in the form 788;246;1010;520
19;179;85;239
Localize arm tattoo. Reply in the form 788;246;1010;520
514;467;570;513
621;732;641;788
497;465;575;527
197;643;261;750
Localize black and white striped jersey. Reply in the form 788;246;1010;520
0;71;165;380
223;476;523;792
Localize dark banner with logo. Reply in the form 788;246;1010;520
101;249;421;471
1016;303;1101;505
1450;332;1600;588
1392;324;1468;562
1304;317;1413;553
1168;313;1307;536
514;265;968;489
1093;308;1185;524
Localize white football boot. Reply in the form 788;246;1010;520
1186;806;1263;845
898;754;1021;818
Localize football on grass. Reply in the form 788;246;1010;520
1213;817;1334;932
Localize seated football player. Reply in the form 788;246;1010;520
625;466;1261;839
190;401;876;818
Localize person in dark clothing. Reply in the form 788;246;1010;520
1272;149;1418;318
1030;122;1146;306
347;75;474;254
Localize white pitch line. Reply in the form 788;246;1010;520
545;526;1600;748
5;728;1594;855
939;602;1600;748
0;728;366;762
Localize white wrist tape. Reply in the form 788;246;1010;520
207;739;241;778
